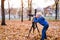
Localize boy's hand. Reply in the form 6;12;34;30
36;15;40;18
33;16;38;18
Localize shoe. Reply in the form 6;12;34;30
45;37;47;39
40;38;42;40
40;38;43;40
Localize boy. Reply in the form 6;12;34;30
33;12;49;40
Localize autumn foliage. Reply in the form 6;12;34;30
0;20;60;40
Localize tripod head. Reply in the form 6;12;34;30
28;14;34;17
32;17;37;31
28;9;37;17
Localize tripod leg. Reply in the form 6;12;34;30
28;27;32;37
33;27;35;33
36;25;41;36
33;23;37;33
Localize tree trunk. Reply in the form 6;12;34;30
21;0;23;22
55;3;58;20
29;10;31;21
9;9;10;20
18;11;20;19
1;0;6;25
28;0;32;21
55;0;59;20
8;0;10;20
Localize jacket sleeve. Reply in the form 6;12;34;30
33;17;38;23
41;17;45;20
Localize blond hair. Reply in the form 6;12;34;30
36;11;43;16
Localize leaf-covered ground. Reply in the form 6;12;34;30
0;20;60;40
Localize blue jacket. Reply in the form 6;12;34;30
33;16;49;26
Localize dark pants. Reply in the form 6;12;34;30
41;24;49;40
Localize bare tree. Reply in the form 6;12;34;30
28;0;32;21
1;0;6;25
8;0;10;20
18;10;20;19
55;0;59;20
21;0;23;22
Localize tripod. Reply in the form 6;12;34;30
28;21;40;37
